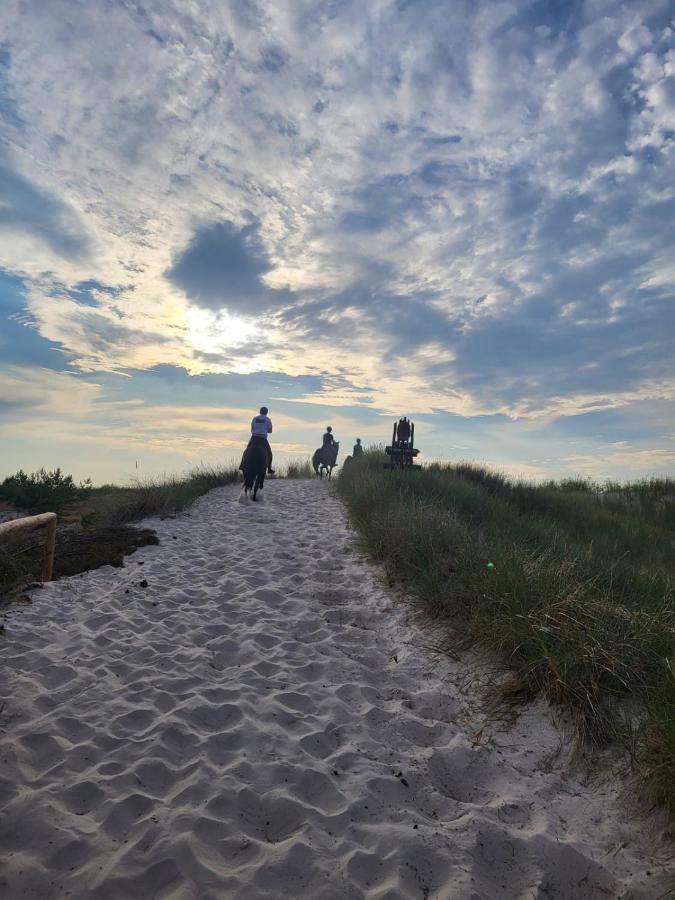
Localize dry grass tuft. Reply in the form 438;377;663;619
283;459;314;479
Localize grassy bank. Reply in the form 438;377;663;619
0;465;241;524
0;461;317;597
337;452;675;815
81;465;241;527
0;465;240;597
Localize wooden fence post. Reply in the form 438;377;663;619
42;516;57;582
0;512;58;583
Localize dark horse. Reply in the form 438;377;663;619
312;441;339;479
239;439;267;502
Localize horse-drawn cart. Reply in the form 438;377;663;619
385;417;421;470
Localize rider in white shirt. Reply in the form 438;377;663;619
251;410;273;438
241;406;274;474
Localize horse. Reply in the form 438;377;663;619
312;441;339;479
239;439;267;503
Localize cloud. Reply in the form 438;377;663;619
0;364;103;419
22;282;178;373
0;0;673;479
0;271;72;370
563;446;675;476
0;363;364;478
166;220;291;314
0;158;91;261
3;360;673;485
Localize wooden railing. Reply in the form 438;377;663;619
0;513;57;582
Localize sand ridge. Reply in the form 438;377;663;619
0;479;670;899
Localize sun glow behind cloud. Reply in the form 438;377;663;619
185;307;259;362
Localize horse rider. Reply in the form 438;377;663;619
240;406;275;474
353;437;363;457
322;425;335;447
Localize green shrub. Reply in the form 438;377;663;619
0;468;92;514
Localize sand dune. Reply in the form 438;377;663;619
0;479;670;899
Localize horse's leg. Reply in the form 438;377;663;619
253;470;265;501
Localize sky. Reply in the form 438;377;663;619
1;0;674;484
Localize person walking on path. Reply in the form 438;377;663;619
353;438;363;457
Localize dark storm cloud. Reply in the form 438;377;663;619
166;220;291;314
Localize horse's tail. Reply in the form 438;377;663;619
312;448;321;474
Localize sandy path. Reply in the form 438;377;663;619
0;479;669;899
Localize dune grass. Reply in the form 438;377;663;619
82;464;240;527
337;452;675;816
282;459;314;479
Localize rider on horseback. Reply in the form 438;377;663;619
240;406;275;474
312;426;339;478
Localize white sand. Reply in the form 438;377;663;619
0;479;670;899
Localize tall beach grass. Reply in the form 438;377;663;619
282;459;314;479
337;451;675;816
84;464;241;526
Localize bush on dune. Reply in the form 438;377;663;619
0;468;92;514
337;452;675;816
